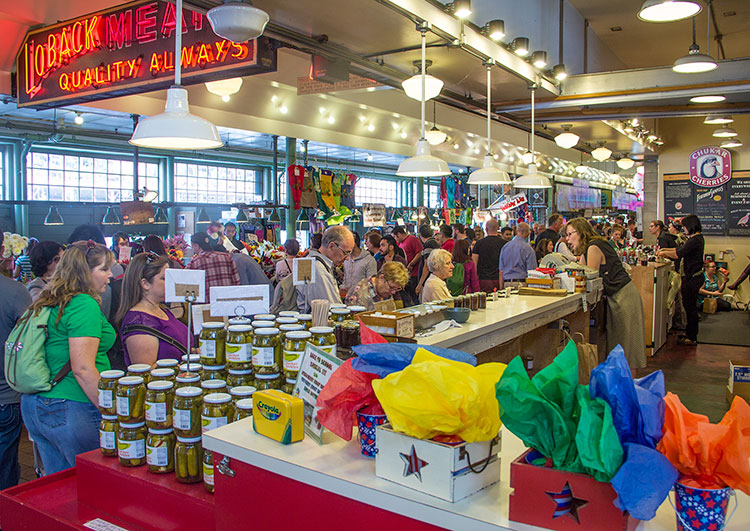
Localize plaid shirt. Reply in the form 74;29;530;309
187;251;240;301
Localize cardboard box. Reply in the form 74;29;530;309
375;423;501;502
728;361;750;402
509;449;638;531
525;277;562;289
359;310;415;338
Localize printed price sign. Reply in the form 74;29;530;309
209;285;270;317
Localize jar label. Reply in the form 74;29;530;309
118;438;145;459
99;430;115;450
173;408;192;430
283;350;304;372
98;389;113;409
200;339;216;359
145;401;167;422
203;462;214;486
202;415;228;433
147;444;170;467
227;343;250;362
320;345;336;356
116;396;130;417
252;346;276;367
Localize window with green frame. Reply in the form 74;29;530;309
174;161;262;204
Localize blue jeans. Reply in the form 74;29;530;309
20;395;101;475
0;403;22;490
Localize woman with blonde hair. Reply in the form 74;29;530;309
565;218;646;371
345;261;409;310
21;240;115;474
421;249;455;303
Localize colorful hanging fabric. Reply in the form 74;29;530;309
332;173;343;211
454;178;463;208
446;178;456;209
319;169;338;213
301;166;318;209
311;167;332;216
440;177;448;210
341;173;357;210
288;165;305;210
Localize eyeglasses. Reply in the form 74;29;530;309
566;230;578;237
334;242;352;257
84;239;97;258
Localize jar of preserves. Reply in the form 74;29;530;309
470;293;479;311
175;435;203;484
203;450;215;494
155;358;179;370
334;322;360;350
228;317;251;326
179;362;202;375
149;368;175;384
202;364;226;382
233;398;253;421
201;379;228;397
98;369;124;416
181;354;201;364
175;371;201;389
277;311;299;319
117;421;147;467
275;316;299;327
309;326;336;355
116;376;146;423
172;386;202;438
278;324;304;343
229;385;255;407
126;364;151;382
202;392;231;433
226;325;252;371
251;320;274;330
282;377;297;394
330;303;347;311
199;322;226;366
330;308;351;323
252;328;281;375
99;415;118;457
226;369;254;389
296;314;312;330
254;373;281;390
146;427;175;474
283;331;310;382
145;380;174;430
479;292;487;309
253;314;276;322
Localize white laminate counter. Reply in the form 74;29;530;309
203;419;747;530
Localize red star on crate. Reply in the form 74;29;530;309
400;445;429;482
545;482;589;524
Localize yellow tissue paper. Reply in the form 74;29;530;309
371;348;506;442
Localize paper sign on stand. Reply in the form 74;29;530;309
209;285;270;317
292;258;316;286
165;269;206;303
191;304;227;334
291;343;343;444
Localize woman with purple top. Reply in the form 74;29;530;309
116;252;190;367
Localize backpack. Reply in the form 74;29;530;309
4;307;71;394
270;256;332;313
445;262;466;297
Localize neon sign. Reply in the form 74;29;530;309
15;0;277;108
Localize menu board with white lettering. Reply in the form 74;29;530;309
693;184;727;235
663;174;693;221
727;171;750;236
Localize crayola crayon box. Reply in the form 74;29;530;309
252;390;304;444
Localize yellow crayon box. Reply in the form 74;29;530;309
252;390;305;444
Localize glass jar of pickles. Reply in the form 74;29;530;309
252;328;281;375
145;380;174;430
226;325;252;371
98;370;124;416
126;364;151;382
203;450;215;494
347;305;366;316
202;392;231;433
99;415;118;457
179;362;202;375
155;358;179;370
296;314;312;330
229;386;255;413
116;376;145;423
278;324;304;343
172;386;202;438
175;371;201;389
181;354;201;364
146;427;175;474
275;316;299;327
226;369;254;389
199;322;226;366
254;373;281;390
282;378;297;394
175;435;203;484
309;326;336;355
251;320;274;330
149;368;175;384
202;364;226;382
278;311;299;319
253;314;276;322
201;379;228;397
117;421;147;467
233;398;253;421
228;317;252;326
283;331;310;382
330;308;351;323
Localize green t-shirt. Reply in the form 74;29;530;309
41;294;115;403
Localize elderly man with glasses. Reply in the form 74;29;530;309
297;226;355;312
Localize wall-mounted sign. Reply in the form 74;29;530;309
15;0;277;108
494;192;528;213
362;203;386;227
689;146;732;187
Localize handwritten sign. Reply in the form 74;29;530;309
165;269;205;303
209;285;270;317
362;203;386;227
293;257;316;286
491;192;528;213
190;304;227;334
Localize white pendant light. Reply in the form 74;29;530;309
576;164;588;173
554;125;579;149
205;78;243;102
591;144;612;162
131;0;223;150
425;101;447;145
713;127;738;138
514;87;551;189
396;28;450;178
704;115;733;125
672;17;717;74
207;0;270;43
720;138;743;148
638;0;701;22
521;151;534;165
469;64;511;185
402;60;444;101
616;157;635;170
690;95;725;104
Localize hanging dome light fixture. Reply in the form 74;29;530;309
591;143;612;162
554;125;579;149
514;86;551;189
469;62;511;185
401;60;444;101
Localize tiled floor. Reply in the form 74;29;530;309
18;425;39;484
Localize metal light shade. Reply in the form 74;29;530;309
402;74;444;101
552;64;567;81
268;208;281;223
205;78;243;101
44;206;64;226
638;0;701;22
511;37;529;57
485;19;505;41
530;51;547;69
591;146;612;161
468;155;511;184
721;138;743;148
397;139;451;177
704;115;733;125
207;1;270;43
296;208;309;228
713;127;738;138
673;46;717;73
235;208;249;223
196;207;211;223
154;207;169;224
616;157;635;170
130;88;223;150
514;164;551;189
102;206;121;225
554;131;579;149
425;125;448;145
453;0;472;18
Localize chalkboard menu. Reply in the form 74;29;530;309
728;171;750;236
693;184;727;235
663;174;693;220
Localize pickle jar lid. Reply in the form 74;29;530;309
228;318;251;325
330;304;347;310
227;368;253;375
285;378;297;385
120;421;146;429
175;386;202;398
310;326;334;334
101;369;125;379
276;317;299;325
176;372;201;382
229;386;256;397
331;308;350;315
201;379;227;389
176;435;202;443
127;364;151;373
150;368;175;378
118;376;144;386
254;327;280;336
254;314;276;321
279;324;303;332
251;320;274;328
278;311;299;318
156;359;179;368
255;373;280;380
101;414;117;420
227;325;252;332
204;392;231;404
235;398;253;410
203;365;226;371
147;380;174;391
179;363;202;373
347;306;367;312
296;314;312;321
286;331;312;340
181;354;201;362
148;427;174;435
202;322;225;329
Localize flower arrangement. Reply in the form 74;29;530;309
164;234;187;263
2;232;29;258
243;240;286;279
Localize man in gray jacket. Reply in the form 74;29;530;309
296;226;354;312
341;231;376;298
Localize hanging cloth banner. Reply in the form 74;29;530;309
288;165;305;210
332;173;344;212
341;173;357;210
440;177;449;210
301;166;318;209
319;169;338;214
446;178;456;209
